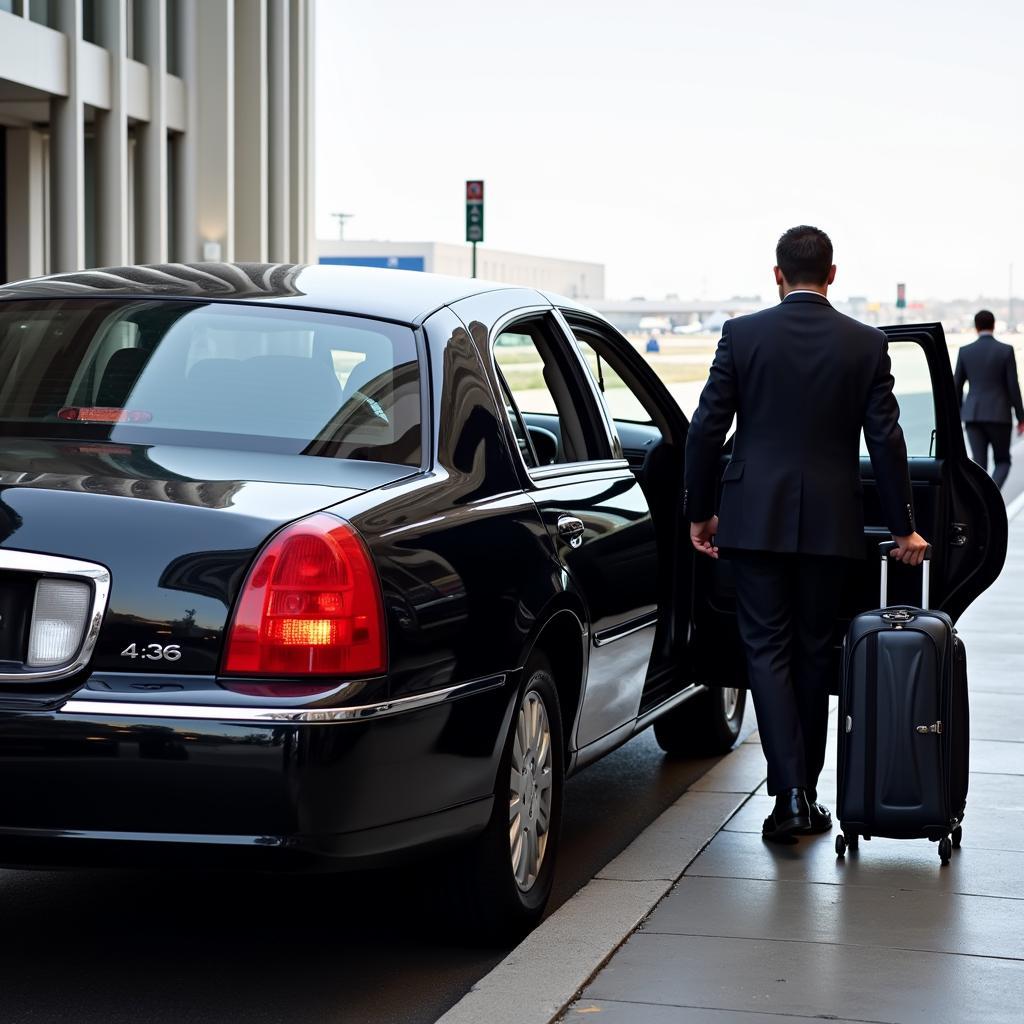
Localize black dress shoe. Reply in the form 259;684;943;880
762;788;811;843
799;800;833;834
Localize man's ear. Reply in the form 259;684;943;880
774;266;784;286
826;264;837;286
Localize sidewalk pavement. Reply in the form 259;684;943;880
565;505;1024;1023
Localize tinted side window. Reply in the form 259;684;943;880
574;337;654;426
492;316;609;466
860;340;936;457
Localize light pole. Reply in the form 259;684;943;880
1010;263;1015;332
331;212;353;240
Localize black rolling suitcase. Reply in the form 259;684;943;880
836;542;969;865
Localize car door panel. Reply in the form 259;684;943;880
451;297;661;750
529;467;658;748
877;324;1006;619
557;312;697;709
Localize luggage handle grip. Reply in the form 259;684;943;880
878;541;932;610
878;541;933;561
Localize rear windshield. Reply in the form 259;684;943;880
0;299;422;465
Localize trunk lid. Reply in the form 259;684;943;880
0;439;413;693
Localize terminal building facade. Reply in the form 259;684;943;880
0;0;315;284
318;239;606;301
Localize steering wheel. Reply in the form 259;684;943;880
527;425;559;466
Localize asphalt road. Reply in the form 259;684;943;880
0;724;731;1024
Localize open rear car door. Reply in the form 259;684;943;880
687;321;1008;691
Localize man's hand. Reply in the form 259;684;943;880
690;516;719;559
1016;421;1024;436
890;531;929;567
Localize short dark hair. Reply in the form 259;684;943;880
775;225;833;285
975;309;995;332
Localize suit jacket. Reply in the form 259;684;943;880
954;333;1024;425
683;292;915;559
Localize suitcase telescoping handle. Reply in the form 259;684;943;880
878;540;933;609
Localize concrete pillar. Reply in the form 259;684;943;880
173;0;198;262
4;128;47;281
301;0;315;263
233;0;268;262
50;0;85;273
95;0;129;266
195;0;234;261
288;0;306;264
135;0;168;264
267;0;289;262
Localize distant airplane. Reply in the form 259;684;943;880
638;315;672;333
701;311;731;333
672;320;705;335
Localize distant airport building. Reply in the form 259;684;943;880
591;297;764;333
317;240;606;301
0;0;315;284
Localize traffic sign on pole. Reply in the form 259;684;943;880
466;180;484;278
466;180;484;243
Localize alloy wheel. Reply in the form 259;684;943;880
509;689;553;892
722;687;740;720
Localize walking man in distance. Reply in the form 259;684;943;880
954;309;1024;490
683;225;929;844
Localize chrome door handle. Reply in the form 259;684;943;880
557;515;585;548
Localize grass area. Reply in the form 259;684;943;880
492;346;548;366
502;355;712;392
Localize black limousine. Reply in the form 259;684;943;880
0;263;1005;937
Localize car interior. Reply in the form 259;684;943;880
0;300;425;465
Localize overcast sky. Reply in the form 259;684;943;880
315;0;1023;302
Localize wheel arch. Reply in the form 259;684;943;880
523;598;588;759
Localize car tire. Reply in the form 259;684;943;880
653;684;746;756
450;652;565;944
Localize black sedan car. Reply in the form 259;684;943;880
0;263;1005;937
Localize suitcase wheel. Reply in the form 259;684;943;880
952;826;963;849
835;833;858;858
938;836;952;864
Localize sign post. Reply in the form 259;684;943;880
466;180;484;278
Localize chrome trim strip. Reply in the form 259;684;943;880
0;825;285;847
634;683;706;732
592;613;658;648
0;549;111;683
529;459;632;483
59;674;507;724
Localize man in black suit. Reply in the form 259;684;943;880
954;309;1024;489
684;225;928;843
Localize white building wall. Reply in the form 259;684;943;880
317;240;606;300
0;0;315;282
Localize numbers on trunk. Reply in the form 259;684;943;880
120;642;182;662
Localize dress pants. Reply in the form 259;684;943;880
965;421;1012;489
730;552;848;797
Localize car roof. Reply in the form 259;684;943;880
0;262;581;325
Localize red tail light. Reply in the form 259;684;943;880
223;514;386;683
